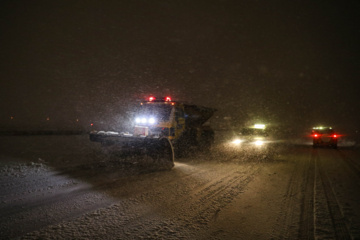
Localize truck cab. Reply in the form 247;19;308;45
133;96;216;154
133;96;186;141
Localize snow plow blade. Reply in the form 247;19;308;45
90;131;174;170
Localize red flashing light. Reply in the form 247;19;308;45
149;96;156;102
165;96;171;102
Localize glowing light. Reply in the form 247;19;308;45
91;123;94;126
165;96;172;102
149;96;156;102
254;124;266;129
313;126;325;130
314;134;318;137
232;139;243;144
149;117;156;124
333;134;337;138
254;140;264;146
135;118;141;123
141;118;147;123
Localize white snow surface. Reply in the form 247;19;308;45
0;133;359;239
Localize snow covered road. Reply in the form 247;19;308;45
0;134;359;239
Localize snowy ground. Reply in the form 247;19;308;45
0;132;360;239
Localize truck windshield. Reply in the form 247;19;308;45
139;104;173;122
241;128;268;136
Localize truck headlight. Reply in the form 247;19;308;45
135;117;156;125
149;117;156;124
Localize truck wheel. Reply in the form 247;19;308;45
101;141;114;147
199;130;214;152
147;138;174;170
173;138;192;158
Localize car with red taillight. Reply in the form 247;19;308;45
312;127;338;148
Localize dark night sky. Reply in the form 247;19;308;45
0;0;359;131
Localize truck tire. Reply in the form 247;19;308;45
101;141;114;147
199;129;214;151
147;138;174;170
173;133;194;158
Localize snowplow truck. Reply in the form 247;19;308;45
89;96;216;169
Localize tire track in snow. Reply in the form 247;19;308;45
271;151;305;239
22;162;261;239
106;163;260;239
124;163;260;239
298;150;315;240
337;150;360;184
315;150;351;239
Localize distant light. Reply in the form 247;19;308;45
149;96;156;102
313;126;333;130
333;134;337;138
254;124;265;129
165;96;171;102
314;134;318;137
46;117;50;121
141;118;147;123
91;123;94;126
10;116;14;120
76;119;79;122
135;118;141;123
254;140;264;146
232;139;243;144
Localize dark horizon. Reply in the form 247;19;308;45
1;1;359;132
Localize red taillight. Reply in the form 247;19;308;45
165;96;171;102
149;96;156;102
333;134;337;138
314;134;318;137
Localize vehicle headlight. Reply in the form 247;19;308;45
232;139;243;145
148;117;156;124
254;140;264;146
135;117;156;125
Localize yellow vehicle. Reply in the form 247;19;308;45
89;96;216;168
